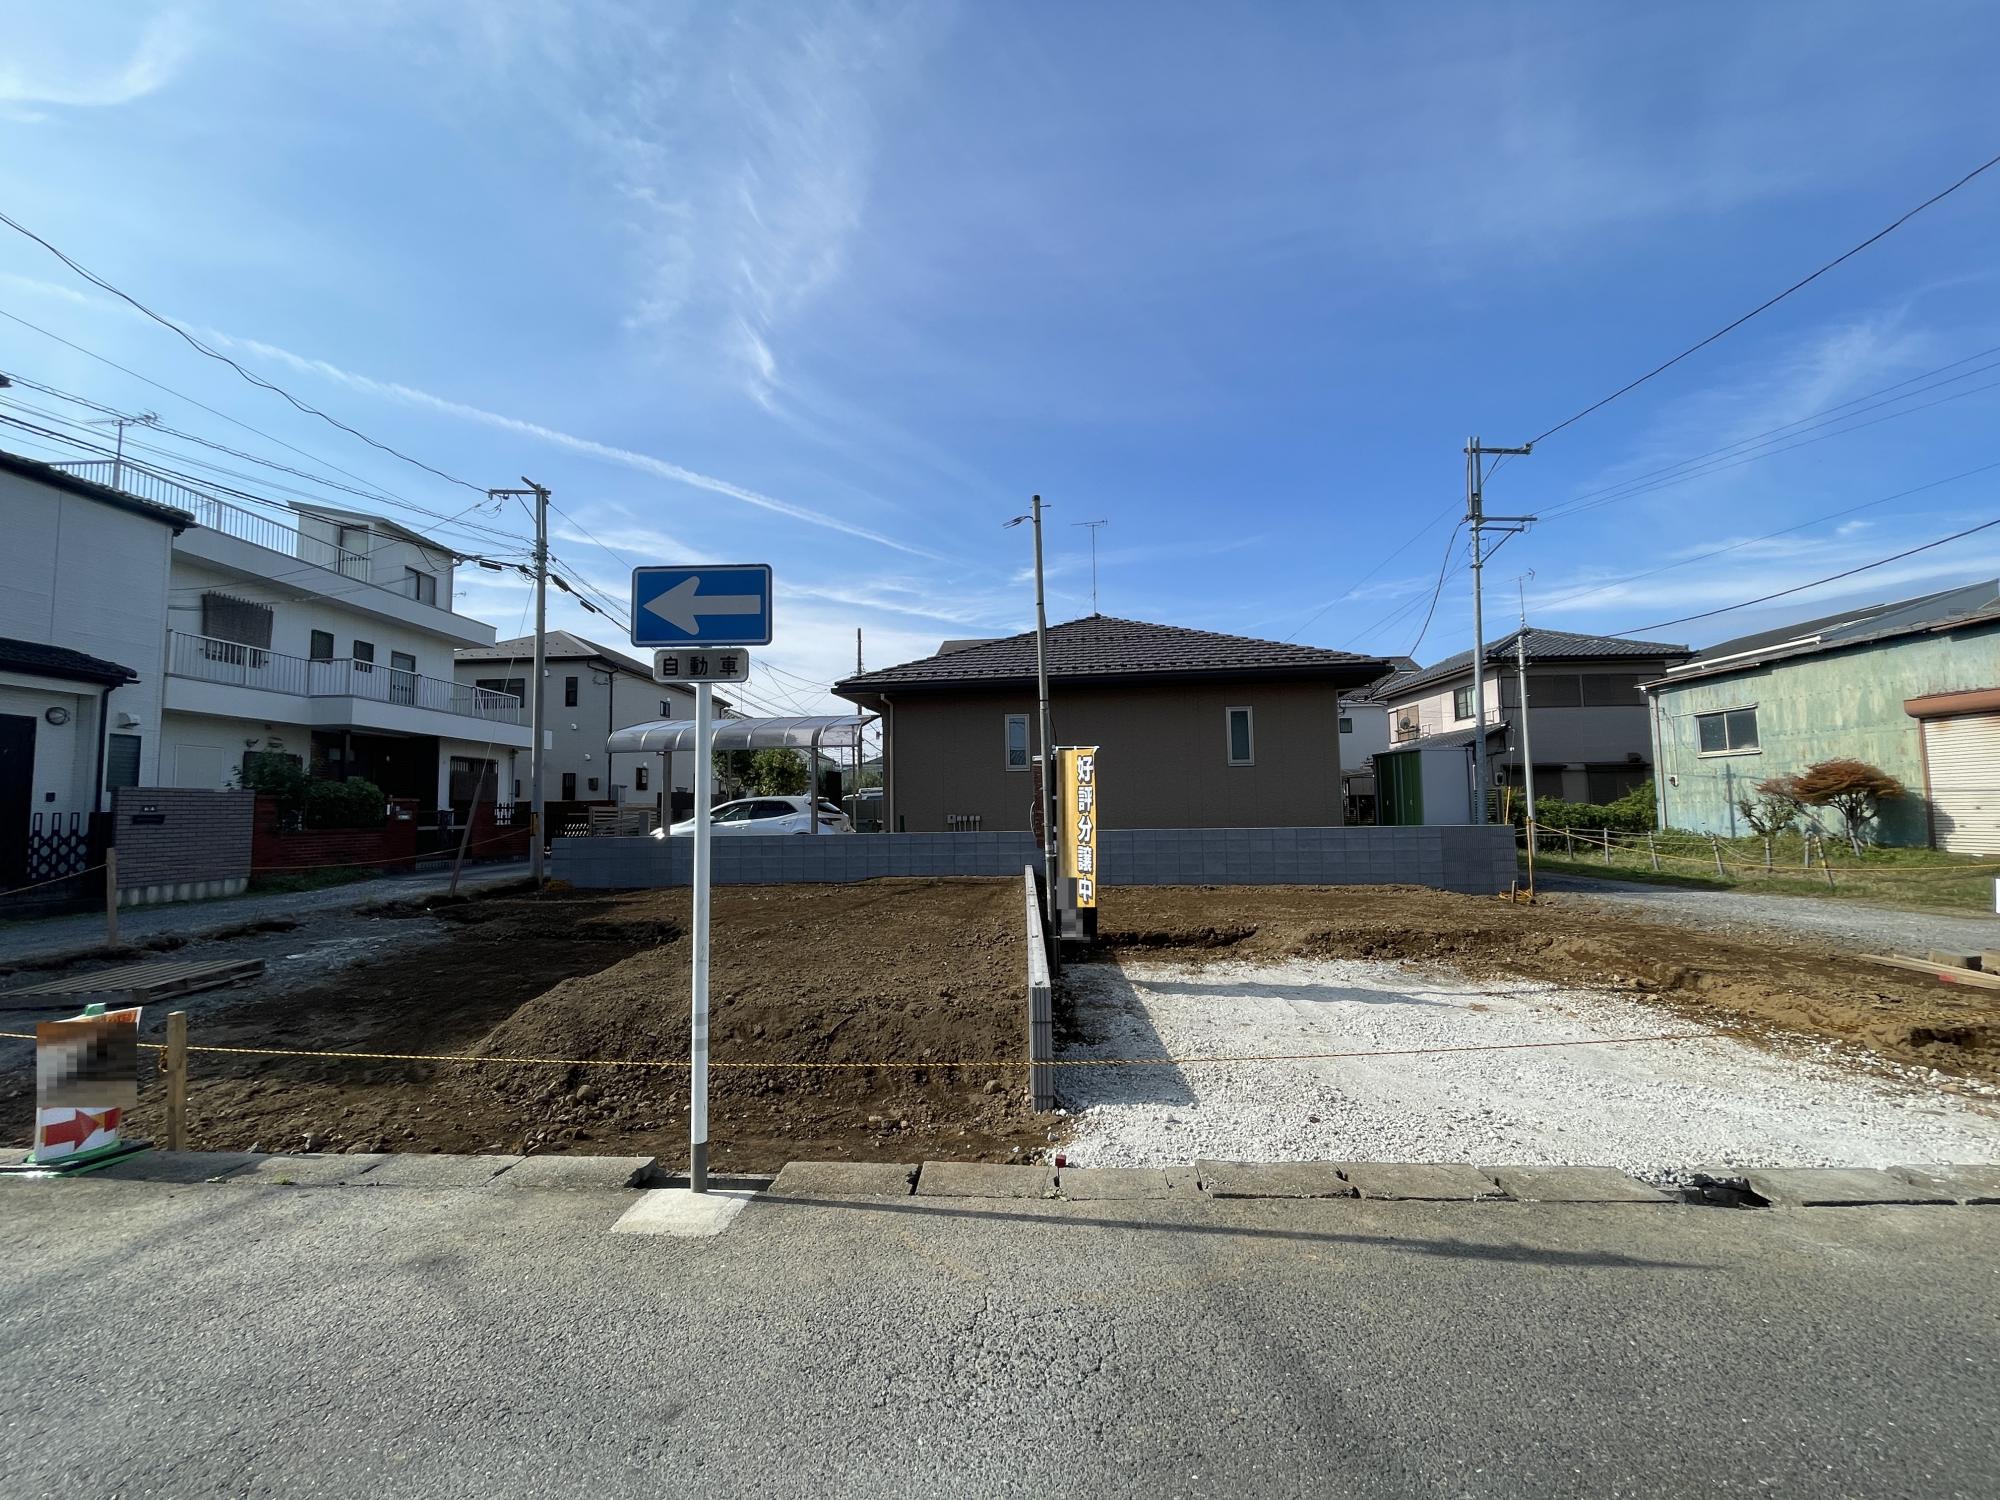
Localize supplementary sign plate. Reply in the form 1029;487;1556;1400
653;648;751;685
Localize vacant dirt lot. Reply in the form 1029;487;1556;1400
4;878;1992;1172
1096;885;2000;1089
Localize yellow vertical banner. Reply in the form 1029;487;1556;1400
1059;745;1100;908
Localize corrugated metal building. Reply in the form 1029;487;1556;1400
1645;580;2000;852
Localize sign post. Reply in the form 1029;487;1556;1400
632;563;773;1195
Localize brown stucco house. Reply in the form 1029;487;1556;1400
833;615;1385;832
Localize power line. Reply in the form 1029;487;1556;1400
1610;514;2000;636
1404;521;1465;656
1285;501;1459;642
1527;148;2000;447
1534;458;2000;613
1537;346;2000;522
0;210;487;493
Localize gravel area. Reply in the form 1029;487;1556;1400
1536;871;1999;955
1057;956;2000;1182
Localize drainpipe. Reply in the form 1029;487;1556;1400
92;682;117;813
1646;687;1667;831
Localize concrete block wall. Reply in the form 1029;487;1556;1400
1024;867;1053;1111
553;824;1516;895
113;788;254;907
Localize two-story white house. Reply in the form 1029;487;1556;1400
1381;627;1690;806
454;631;697;814
42;457;539;825
0;450;192;888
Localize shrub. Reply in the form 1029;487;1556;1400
1790;758;1901;854
1516;779;1656;835
1735;774;1803;838
304;777;387;830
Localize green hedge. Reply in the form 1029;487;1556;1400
1513;779;1656;835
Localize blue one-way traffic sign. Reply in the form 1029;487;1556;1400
630;564;773;647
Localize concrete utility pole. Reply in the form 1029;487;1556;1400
90;410;158;492
1007;497;1060;937
1464;437;1534;821
490;480;552;881
1072;519;1108;614
1514;572;1537;824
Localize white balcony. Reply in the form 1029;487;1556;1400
164;631;536;748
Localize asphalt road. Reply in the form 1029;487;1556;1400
2;1178;1994;1498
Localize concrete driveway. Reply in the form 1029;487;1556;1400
1;1173;1992;1499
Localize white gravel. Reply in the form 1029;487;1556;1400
1056;957;2000;1182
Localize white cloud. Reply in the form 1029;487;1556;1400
0;11;195;108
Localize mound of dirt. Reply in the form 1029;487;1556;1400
1094;886;2000;1086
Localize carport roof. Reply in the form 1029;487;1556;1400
607;714;875;753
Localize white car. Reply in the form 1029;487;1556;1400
655;796;854;837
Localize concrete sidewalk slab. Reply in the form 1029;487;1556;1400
1056;1167;1186;1200
90;1151;261;1184
1340;1163;1507;1201
1484;1166;1668;1203
356;1154;523;1188
0;1148;30;1167
491;1154;655;1191
1196;1160;1355;1199
915;1162;1056;1198
611;1188;757;1238
1744;1167;1956;1207
769;1161;916;1197
226;1153;387;1186
1890;1164;2000;1204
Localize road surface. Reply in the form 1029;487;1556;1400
1;1174;1992;1498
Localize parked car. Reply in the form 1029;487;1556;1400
654;796;853;837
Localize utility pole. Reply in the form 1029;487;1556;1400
490;480;551;882
1072;519;1108;614
1007;497;1060;938
1514;572;1537;825
1464;436;1534;821
90;411;158;492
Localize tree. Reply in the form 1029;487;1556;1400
713;747;808;797
1789;759;1902;854
1736;774;1803;838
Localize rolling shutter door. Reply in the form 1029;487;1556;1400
1922;713;2000;855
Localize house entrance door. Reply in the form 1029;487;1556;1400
0;714;35;889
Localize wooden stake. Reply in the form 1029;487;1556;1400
1524;818;1536;900
165;1009;188;1151
1601;828;1612;864
1648;832;1660;872
103;846;120;947
1710;836;1726;879
1763;837;1772;874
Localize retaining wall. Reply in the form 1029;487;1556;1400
552;824;1516;895
1024;866;1053;1111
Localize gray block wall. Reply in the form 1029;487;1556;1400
553;824;1516;895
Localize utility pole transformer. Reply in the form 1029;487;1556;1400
1463;437;1534;821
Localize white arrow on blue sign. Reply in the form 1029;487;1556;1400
629;564;774;647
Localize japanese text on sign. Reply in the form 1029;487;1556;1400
1059;745;1101;908
652;649;752;685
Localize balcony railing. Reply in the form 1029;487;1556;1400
167;631;525;725
55;460;441;602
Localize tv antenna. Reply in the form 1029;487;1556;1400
1072;518;1108;613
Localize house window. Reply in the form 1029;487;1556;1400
1338;716;1353;734
564;675;579;708
587;776;600;793
405;568;437;606
352;640;374;672
1527;674;1583;708
1004;713;1030;770
661;700;675;717
309;630;334;661
1226;706;1254;766
1452;685;1478;721
1696;707;1760;754
106;733;141;790
477;677;526;701
561;772;577;800
199;592;272;666
1581;674;1644;707
635;763;650;791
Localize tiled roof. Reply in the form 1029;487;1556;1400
0;636;139;686
1387;627;1690;699
456;631;651;674
1652;578;2000;687
835;614;1384;695
0;447;194;531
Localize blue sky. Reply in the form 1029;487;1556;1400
4;2;1999;710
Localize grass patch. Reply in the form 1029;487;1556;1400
247;866;380;896
1522;832;1997;915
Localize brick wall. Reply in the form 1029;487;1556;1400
251;794;420;873
551;825;1517;895
113;788;254;889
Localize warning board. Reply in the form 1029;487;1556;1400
33;1005;142;1165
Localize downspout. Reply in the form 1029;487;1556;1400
1646;687;1667;831
882;693;896;833
92;682;117;813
